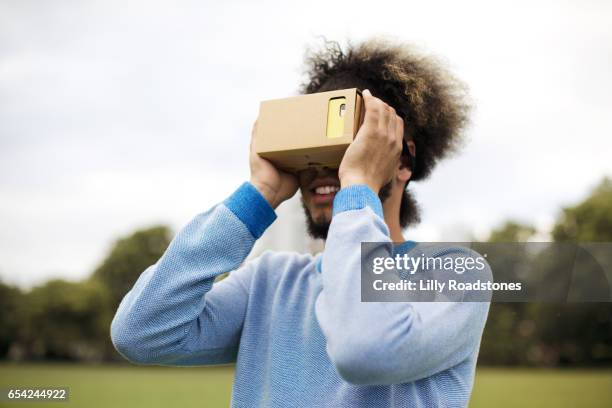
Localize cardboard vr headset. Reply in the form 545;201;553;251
253;88;364;172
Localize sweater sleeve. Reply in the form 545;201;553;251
110;182;276;366
315;185;490;385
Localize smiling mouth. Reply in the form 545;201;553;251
309;182;341;205
313;185;340;195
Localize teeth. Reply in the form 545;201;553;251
315;185;340;195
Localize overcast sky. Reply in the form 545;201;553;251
1;0;611;288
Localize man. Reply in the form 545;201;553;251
111;39;490;407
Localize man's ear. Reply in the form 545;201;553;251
397;141;416;183
407;140;416;158
397;162;412;183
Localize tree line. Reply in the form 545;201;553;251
1;179;611;365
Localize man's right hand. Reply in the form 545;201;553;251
249;120;299;209
338;89;404;194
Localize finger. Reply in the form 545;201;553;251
395;115;405;146
386;106;398;135
378;100;395;137
250;120;259;151
395;115;405;156
387;108;397;142
362;89;380;127
377;100;391;134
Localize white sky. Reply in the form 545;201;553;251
1;0;611;288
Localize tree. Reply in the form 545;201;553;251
0;225;173;362
479;178;612;366
0;281;24;358
487;221;536;243
552;178;612;241
477;221;536;365
539;178;612;365
23;279;112;361
91;225;171;308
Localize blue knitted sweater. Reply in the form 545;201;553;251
111;182;490;407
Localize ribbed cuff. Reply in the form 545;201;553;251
224;182;277;239
332;184;384;220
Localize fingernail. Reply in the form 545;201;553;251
363;89;371;96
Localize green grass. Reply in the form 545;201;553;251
0;364;610;407
0;364;233;408
470;368;612;408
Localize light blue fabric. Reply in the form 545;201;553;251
111;182;490;407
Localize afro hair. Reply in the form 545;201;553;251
300;38;471;181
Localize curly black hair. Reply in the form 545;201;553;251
300;38;471;226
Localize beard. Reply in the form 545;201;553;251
301;198;330;240
301;181;393;240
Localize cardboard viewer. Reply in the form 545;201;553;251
254;88;363;172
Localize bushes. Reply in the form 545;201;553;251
0;226;170;362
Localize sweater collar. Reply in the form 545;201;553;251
314;240;417;273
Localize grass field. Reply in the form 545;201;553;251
0;364;610;407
